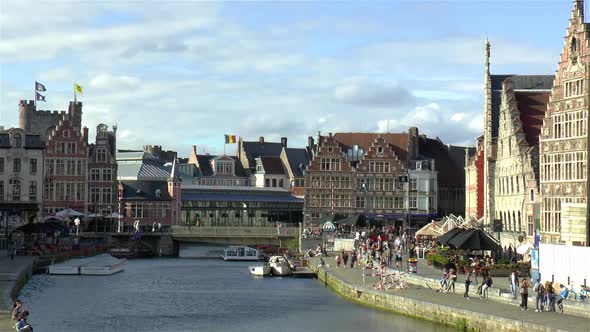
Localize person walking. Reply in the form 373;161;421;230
481;276;493;299
509;270;520;300
520;278;530;310
342;251;349;268
464;268;474;299
533;278;545;312
395;249;403;269
445;268;457;293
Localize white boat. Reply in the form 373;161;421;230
221;246;263;261
268;255;292;276
49;254;126;275
80;254;127;275
249;264;271;277
48;257;97;275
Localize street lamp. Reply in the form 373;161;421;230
361;179;368;227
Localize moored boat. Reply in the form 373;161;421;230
221;246;263;261
249;264;271;277
268;255;292;276
80;254;127;275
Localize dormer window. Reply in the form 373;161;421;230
214;160;234;175
13;134;21;148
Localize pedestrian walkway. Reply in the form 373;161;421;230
309;256;590;332
0;256;35;332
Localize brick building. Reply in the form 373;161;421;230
303;129;457;230
88;124;118;216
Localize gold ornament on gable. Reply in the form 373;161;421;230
566;184;572;194
565;141;571;150
577;185;584;194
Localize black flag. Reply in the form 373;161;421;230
35;81;46;92
36;92;46;102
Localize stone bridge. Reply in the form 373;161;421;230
79;225;300;257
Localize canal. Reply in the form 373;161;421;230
18;246;453;332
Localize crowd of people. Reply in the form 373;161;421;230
11;299;34;332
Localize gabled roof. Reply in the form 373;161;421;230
117;160;172;180
333;133;410;162
121;180;172;201
515;91;550;147
117;150;158;161
490;75;553;138
284;148;310;177
419;138;465;186
260;156;286;175
195;154;248;177
242;141;284;161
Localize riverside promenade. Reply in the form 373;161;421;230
308;256;590;332
0;254;35;332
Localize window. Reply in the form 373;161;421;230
131;204;144;218
56;159;65;175
272;179;277;187
102;188;111;204
55;182;65;201
77;160;85;176
13;158;21;173
29;181;37;201
76;183;84;201
67;143;76;154
265;178;270;187
14;134;22;148
0;158;4;173
90;169;101;181
410;178;417;190
57;143;65;153
103;169;112;181
90;188;100;204
0;181;3;201
530;190;535;202
97;148;107;162
279;179;284;187
9;178;21;201
410;196;417;208
160;204;167;218
66;160;75;175
320;158;340;171
29;159;37;175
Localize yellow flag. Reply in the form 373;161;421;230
74;83;84;94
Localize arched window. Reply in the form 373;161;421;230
13;134;21;148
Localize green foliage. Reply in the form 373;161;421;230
497;258;511;265
426;254;449;266
284;237;299;252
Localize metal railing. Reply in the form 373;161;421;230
171;226;298;238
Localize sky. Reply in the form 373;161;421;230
0;0;580;157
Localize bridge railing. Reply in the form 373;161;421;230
171;226;299;238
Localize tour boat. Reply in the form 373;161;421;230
268;255;292;276
249;264;272;277
221;246;263;261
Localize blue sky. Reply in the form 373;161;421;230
0;0;579;156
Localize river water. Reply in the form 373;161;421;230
18;246;453;332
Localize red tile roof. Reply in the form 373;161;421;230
515;92;550;147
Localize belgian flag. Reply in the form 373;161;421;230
225;135;237;144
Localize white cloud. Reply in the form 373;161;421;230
450;113;466;122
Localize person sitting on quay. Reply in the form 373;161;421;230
317;257;325;272
314;244;322;257
11;299;23;321
14;310;33;332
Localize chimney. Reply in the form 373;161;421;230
408;127;419;160
281;137;288;148
82;126;88;143
259;136;264;144
307;136;314;148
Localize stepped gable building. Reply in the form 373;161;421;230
279;143;311;197
18;100;90;216
304;129;468;229
117;149;181;226
466;40;553;248
539;1;589;245
88;124;118;216
0;128;45;232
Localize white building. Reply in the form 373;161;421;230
0;127;45;232
253;156;291;189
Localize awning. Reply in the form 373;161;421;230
334;214;361;226
182;192;303;203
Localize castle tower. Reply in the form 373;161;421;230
68;101;83;130
18;100;36;132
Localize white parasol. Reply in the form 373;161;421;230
516;243;533;255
